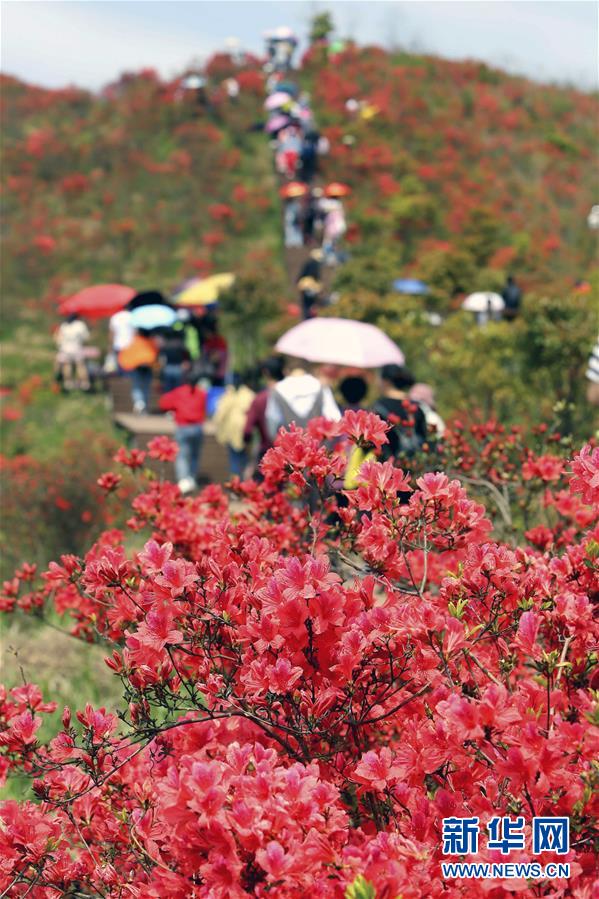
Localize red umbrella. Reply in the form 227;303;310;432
324;182;351;198
58;284;135;320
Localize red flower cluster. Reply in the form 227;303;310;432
1;413;598;896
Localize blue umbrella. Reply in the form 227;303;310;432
393;278;429;296
130;305;177;330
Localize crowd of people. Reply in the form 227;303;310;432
261;45;349;318
53;302;446;497
51;25;598;497
163;354;444;494
47;25;496;495
54;295;229;409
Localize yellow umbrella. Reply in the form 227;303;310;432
176;273;235;306
360;103;379;121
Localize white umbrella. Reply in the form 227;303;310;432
272;26;296;40
462;292;505;313
275;317;405;368
587;205;599;230
182;74;206;90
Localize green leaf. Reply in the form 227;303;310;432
345;875;377;899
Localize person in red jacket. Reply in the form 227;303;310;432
159;369;207;494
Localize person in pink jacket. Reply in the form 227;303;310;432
321;198;346;263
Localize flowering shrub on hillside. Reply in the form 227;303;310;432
0;433;126;578
1;413;598;897
303;44;597;297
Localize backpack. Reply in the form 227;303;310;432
268;386;324;437
118;335;157;372
344;399;425;490
373;399;426;459
344;444;375;489
502;283;521;310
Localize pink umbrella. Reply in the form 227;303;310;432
276;317;404;368
266;114;291;134
264;91;292;110
58;284;135;320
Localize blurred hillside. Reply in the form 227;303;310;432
1;57;283;329
304;43;597;293
2;43;597;324
1;42;597;441
1;36;598;575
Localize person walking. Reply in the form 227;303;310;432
297;275;322;319
372;365;427;461
273;35;298;72
320;197;346;264
243;356;285;470
55;313;90;391
159;368;207;494
502;275;522;320
213;374;256;477
345;365;426;491
118;331;158;413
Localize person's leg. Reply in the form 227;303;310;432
228;446;246;477
284;209;296;247
189;425;203;482
76;359;90;390
235;447;247;476
130;370;145;411
61;361;74;390
291;225;303;248
325;238;339;265
141;368;153;410
284;219;293;247
175;426;192;483
302;293;313;320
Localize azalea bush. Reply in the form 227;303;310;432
1;57;282;323
1;412;598;897
0;433;126;578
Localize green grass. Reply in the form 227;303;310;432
0;611;123;800
1;316;119;460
